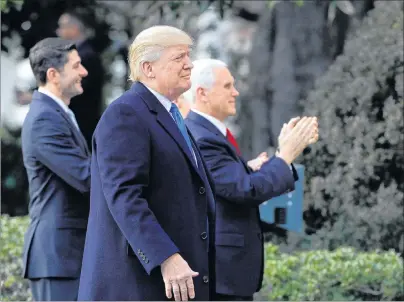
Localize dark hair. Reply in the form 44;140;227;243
29;37;76;85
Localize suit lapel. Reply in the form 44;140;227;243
187;111;223;138
33;91;90;155
131;82;203;180
156;111;201;173
187;111;250;171
59;111;90;155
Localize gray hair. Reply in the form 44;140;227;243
29;37;76;85
183;58;227;103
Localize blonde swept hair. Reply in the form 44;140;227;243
128;25;194;82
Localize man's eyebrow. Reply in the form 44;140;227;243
171;51;186;57
224;78;235;86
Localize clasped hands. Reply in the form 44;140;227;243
247;116;319;171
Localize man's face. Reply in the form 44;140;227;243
204;67;239;121
56;50;88;100
151;45;193;98
56;14;78;40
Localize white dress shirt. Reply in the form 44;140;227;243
37;87;80;130
191;109;227;137
38;87;69;112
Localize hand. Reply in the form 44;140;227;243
161;253;199;301
308;121;319;144
277;116;318;164
247;152;269;171
277;116;301;147
278;116;319;146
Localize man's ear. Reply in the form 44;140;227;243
46;67;59;83
141;61;154;78
196;87;208;102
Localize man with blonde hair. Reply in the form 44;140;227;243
185;58;318;300
78;26;216;301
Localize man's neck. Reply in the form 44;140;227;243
141;80;180;101
193;104;225;122
192;107;228;136
39;85;70;106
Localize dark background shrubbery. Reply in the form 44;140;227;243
0;216;31;301
292;0;404;255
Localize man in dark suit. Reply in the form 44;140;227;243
78;25;216;301
185;59;319;301
57;10;104;148
21;38;91;301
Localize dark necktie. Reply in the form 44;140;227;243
170;103;197;164
226;128;241;155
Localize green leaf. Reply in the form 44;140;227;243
294;0;304;7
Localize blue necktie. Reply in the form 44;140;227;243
170;103;195;163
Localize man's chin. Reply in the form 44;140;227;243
182;79;191;90
177;83;191;95
75;87;84;95
70;90;83;99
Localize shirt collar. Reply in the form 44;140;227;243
37;87;70;113
191;109;227;137
143;84;172;113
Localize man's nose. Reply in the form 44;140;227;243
81;66;88;77
185;56;193;69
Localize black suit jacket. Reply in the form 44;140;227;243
186;111;298;296
21;91;91;278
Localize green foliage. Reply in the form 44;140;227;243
0;215;31;301
258;244;404;301
0;0;23;12
1;215;402;301
297;1;404;254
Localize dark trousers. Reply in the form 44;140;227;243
213;292;254;301
29;277;79;301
